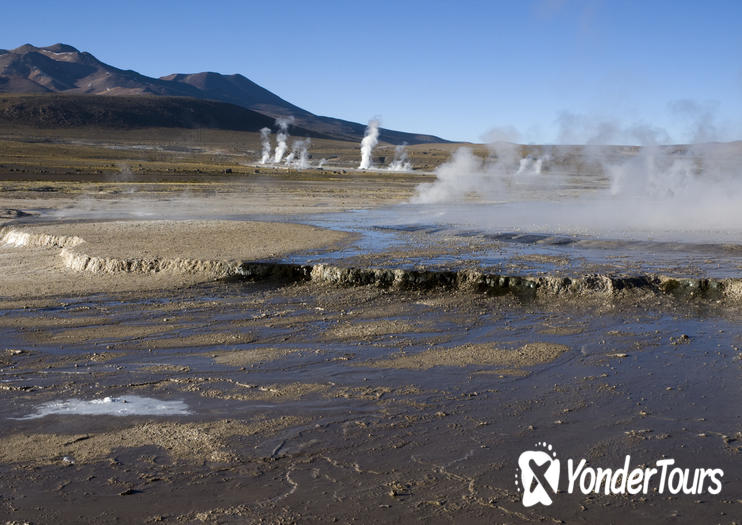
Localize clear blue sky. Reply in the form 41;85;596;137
4;0;742;143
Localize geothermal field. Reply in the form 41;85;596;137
0;123;741;523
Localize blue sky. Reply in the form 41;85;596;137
4;0;742;143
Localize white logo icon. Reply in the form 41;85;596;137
516;442;560;507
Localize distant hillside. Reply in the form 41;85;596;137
0;94;326;136
161;72;446;145
0;43;448;144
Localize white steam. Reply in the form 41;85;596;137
359;119;380;169
273;116;295;163
259;127;272;164
295;138;311;169
411;111;742;238
388;143;412;171
285;138;311;169
516;157;543;175
412;141;546;204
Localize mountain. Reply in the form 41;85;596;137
0;44;201;97
160;72;443;144
0;43;447;144
0;93;325;135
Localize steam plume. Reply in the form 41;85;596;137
259;127;271;164
410;110;742;238
359;119;380;169
294;138;311;169
412;138;541;204
516;157;543;175
273;116;295;163
388;143;412;171
284;138;311;169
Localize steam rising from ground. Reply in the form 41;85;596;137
516;157;542;175
411;119;742;238
273;117;295;163
388;143;412;171
359;119;380;169
286;138;311;169
259;127;272;164
258;118;311;168
412;142;527;204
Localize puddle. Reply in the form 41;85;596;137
293;204;742;278
12;200;742;278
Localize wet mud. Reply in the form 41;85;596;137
1;281;740;523
0;177;740;523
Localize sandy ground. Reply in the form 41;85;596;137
0;219;352;301
363;342;569;369
5;220;352;260
0;168;427;217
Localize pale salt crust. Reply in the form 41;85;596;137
15;395;191;419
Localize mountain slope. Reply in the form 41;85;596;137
0;93;324;136
161;72;441;144
160;72;307;118
0;43;447;144
0;44;201;97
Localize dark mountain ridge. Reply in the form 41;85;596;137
0;93;330;137
0;43;447;144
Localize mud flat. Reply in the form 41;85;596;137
0;281;740;523
0;175;740;522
